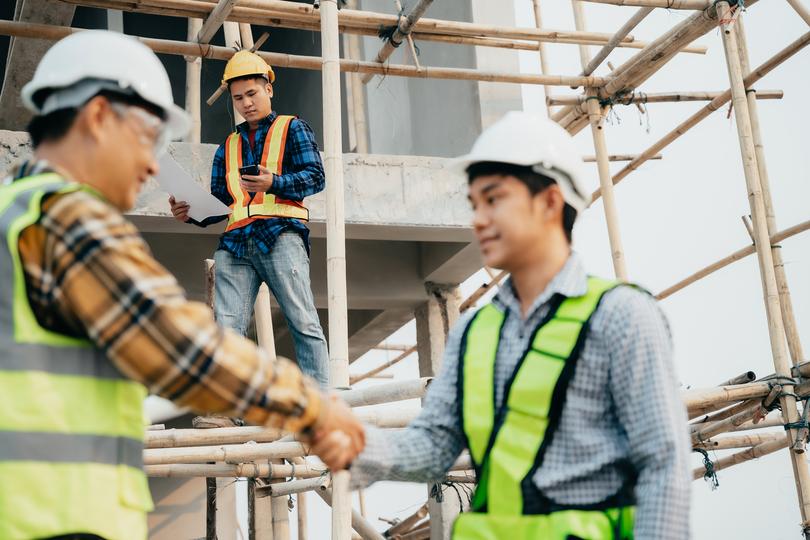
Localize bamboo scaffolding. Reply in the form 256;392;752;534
735;18;806;368
197;0;236;43
694;432;784;451
731;415;783;433
657;219;810;300
717;4;810;530
692;437;791;480
691;403;761;445
548;89;783;106
580;7;652;77
145;460;326;478
0;19;610;88
581;0;709;7
691;397;760;426
683;382;772;411
144;441;309;466
592;30;810;202
530;0;554;115
340;378;430;407
361;0;432;84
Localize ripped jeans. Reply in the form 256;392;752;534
213;231;329;387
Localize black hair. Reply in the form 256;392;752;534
466;161;577;243
227;74;271;91
26;90;165;149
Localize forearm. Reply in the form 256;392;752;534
270;164;325;201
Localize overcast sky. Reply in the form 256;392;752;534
302;2;810;539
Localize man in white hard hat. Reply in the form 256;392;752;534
344;112;690;539
169;50;329;388
0;30;363;540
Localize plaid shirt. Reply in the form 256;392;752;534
194;112;325;257
8;160;322;432
351;254;691;539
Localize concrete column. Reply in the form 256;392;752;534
414;282;464;540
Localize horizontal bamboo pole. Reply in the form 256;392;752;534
718;371;757;386
691;403;760;444
691;397;759;426
692;436;790;480
146;426;284;449
592;31;810;201
548;89;783;106
0;19;609;88
350;346;416;385
657;219;810;300
581;0;710;7
582;153;662;162
264;475;331;497
694;432;784;451
683;382;772;411
731;415;782;433
340;378;430;407
354;406;418;428
145;460;327;478
143;441;308;466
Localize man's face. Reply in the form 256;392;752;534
230;78;273;123
94;99;162;210
468;173;557;271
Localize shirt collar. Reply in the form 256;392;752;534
492;252;588;319
237;111;277;134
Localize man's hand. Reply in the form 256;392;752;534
240;165;274;193
168;195;190;222
309;394;365;471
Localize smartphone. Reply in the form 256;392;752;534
239;164;261;176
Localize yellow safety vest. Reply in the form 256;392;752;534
0;173;152;540
225;114;309;232
454;277;636;540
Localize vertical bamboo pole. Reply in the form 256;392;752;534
586;92;628;280
571;0;592;69
186;18;202;143
343;0;369;153
320;1;352;539
735;17;805;366
203;258;217;540
530;0;553;116
716;3;810;535
223;21;245;126
297;492;308;540
239;22;254;49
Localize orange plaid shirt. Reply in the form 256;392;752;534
11;161;322;432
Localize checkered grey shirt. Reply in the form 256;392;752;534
351;253;691;539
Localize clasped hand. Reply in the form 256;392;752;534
307;393;366;472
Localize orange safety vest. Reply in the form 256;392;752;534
224;114;309;232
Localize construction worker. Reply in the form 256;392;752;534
169;50;329;387
344;112;690;539
0;31;363;540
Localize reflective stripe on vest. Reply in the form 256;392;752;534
225;115;309;231
0;174;152;540
455;277;635;540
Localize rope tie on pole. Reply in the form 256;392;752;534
693;448;719;490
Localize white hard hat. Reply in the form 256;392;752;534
450;111;589;214
21;30;189;143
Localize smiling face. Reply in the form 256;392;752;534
467;172;567;272
229;77;273;124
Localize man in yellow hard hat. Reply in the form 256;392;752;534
1;32;363;540
170;51;329;387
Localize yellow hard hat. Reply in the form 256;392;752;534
222;50;275;85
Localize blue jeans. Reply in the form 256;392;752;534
213;231;329;387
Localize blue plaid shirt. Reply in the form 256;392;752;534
192;112;325;257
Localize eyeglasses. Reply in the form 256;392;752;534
109;102;170;156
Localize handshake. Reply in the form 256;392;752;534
304;393;366;471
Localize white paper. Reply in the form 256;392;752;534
156;154;230;222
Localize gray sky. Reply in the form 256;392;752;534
305;2;810;538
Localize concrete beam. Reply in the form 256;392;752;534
0;1;76;131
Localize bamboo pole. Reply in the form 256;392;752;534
731;415;783;433
691;397;759;426
586;90;628;280
145;460;326;478
717;4;810;531
343;0;368;153
266;475;331;497
735;17;806;367
657;219;810;300
581;7;652;77
694;432;784;451
144;441;309;466
298;492;308;540
530;0;554;115
592;30;810;202
718;371;757;386
692;437;791;480
0;19;609;88
570;0;592;70
386;504;429;537
360;0;433;84
459;270;507;312
340;378;430;407
350;346;416;385
691;403;760;444
582;153;662;162
582;0;709;7
682;382;772;411
548;89;783;106
185;17;202;143
317;488;386;540
198;0;237;44
788;0;810;25
146;426;283;448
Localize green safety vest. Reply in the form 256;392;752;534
453;277;635;540
0;173;152;540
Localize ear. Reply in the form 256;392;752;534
75;95;113;146
266;83;274;98
540;184;566;222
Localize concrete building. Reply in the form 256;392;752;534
0;1;520;537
